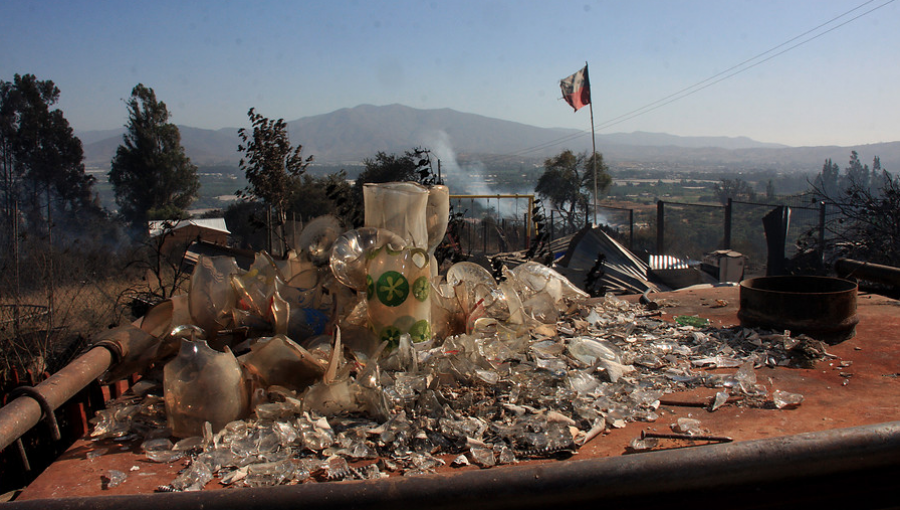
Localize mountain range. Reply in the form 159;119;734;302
79;103;900;173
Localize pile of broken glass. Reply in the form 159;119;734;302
89;217;821;491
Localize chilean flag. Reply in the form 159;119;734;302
560;65;590;112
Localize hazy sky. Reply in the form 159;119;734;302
2;0;897;148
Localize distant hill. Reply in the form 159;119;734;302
81;126;240;167
77;128;126;146
285;104;586;163
599;131;786;150
79;104;900;172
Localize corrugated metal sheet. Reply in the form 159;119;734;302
648;254;691;270
558;227;669;294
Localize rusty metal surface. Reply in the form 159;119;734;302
12;285;900;504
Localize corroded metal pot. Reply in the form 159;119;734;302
738;276;859;343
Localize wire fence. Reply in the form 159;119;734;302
656;201;725;261
451;195;534;257
593;205;635;249
542;208;583;244
0;230;141;385
0;219;181;493
445;194;832;280
654;199;825;277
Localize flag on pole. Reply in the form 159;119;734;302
559;65;591;112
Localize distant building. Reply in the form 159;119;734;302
147;218;230;255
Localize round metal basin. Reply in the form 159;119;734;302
738;276;859;343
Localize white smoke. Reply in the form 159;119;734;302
422;130;533;220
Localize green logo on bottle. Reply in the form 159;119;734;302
380;325;402;348
409;319;432;343
376;271;409;307
412;276;430;302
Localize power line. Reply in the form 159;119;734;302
477;0;894;165
592;0;895;133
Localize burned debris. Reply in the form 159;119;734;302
86;182;827;492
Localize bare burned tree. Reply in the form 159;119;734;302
806;152;900;267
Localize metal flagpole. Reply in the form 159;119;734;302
587;61;597;226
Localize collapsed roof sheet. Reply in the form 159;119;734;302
557;227;669;295
148;218;230;238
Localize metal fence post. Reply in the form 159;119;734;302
629;208;634;250
819;201;826;269
724;198;733;250
523;213;528;251
656;201;665;254
550;210;555;242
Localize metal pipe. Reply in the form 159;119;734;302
0;346;114;452
836;258;900;288
7;421;900;509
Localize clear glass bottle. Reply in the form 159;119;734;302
164;338;248;437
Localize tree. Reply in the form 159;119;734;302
535;149;611;230
765;179;776;201
843;150;869;191
288;172;350;222
330;147;436;228
870;156;883;194
807;151;900;267
222;200;268;250
713;178;755;205
237;108;313;254
1;75;106;368
109;84;199;233
813;158;841;201
0;74;94;230
356;150;423;186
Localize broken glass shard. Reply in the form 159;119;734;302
567;337;621;365
245;458;295;487
772;389;804;409
710;390;729;412
629;437;659;451
164;339;248;438
105;470;127;488
469;447;496;467
169;460;213;492
672;417;703;435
